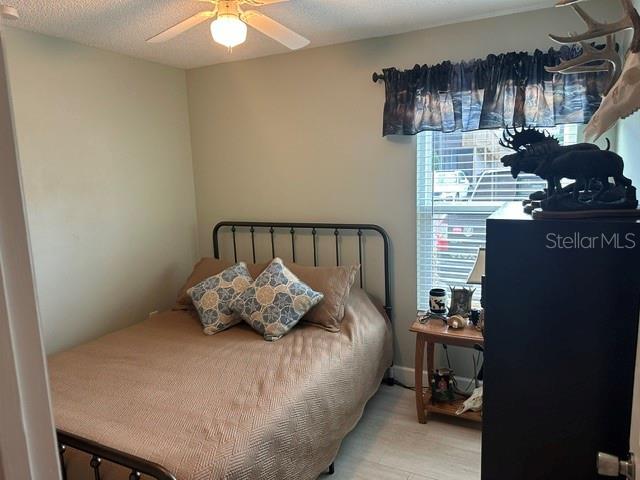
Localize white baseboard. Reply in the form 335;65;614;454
391;366;481;391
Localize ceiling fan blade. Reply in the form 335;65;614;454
147;11;215;43
251;0;290;4
243;10;309;50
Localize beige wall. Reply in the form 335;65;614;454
617;111;640;185
617;0;640;186
3;28;198;354
186;1;621;371
616;103;640;187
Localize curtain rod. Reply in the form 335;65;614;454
372;72;385;83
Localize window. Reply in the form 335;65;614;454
416;125;580;309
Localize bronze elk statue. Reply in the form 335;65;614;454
499;127;636;212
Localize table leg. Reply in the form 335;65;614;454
415;333;426;424
426;341;435;386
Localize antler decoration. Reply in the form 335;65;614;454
499;126;558;151
549;1;637;45
545;35;620;92
546;0;640;92
499;127;521;151
548;0;640;140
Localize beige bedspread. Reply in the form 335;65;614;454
48;288;392;480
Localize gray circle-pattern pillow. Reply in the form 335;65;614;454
230;258;324;341
187;262;253;335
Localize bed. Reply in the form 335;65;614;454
51;222;393;480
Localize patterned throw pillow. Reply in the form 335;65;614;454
230;258;324;341
187;262;253;335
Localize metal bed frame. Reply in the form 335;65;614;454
212;222;392;318
57;221;392;480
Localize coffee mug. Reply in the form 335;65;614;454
429;288;447;314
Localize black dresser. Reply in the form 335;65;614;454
482;203;640;480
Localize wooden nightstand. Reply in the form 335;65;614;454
410;318;484;424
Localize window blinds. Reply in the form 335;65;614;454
416;125;580;309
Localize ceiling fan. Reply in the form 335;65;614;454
147;0;310;51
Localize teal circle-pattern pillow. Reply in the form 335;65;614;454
187;262;253;335
230;258;324;341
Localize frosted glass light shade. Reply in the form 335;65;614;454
210;14;247;48
467;247;486;285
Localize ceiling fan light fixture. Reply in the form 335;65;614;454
210;13;247;49
147;0;310;52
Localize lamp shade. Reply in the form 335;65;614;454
467;247;486;285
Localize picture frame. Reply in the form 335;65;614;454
448;286;475;317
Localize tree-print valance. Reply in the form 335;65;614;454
381;46;609;136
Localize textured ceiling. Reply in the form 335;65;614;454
5;0;557;69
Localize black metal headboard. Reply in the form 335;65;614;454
212;222;391;319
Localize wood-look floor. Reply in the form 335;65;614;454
329;385;481;480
